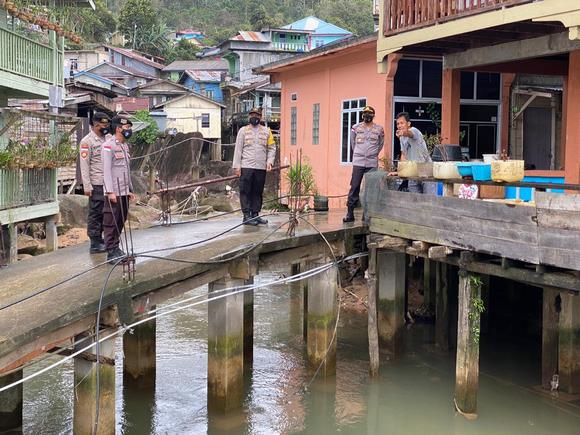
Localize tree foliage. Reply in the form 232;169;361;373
130;110;160;148
118;0;159;48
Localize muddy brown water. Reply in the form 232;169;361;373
22;270;580;434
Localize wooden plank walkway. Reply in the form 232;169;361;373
0;211;365;372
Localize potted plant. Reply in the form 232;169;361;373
313;189;329;212
286;157;317;212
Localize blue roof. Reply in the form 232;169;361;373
283;16;352;36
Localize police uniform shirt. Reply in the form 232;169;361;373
233;125;276;170
79;130;110;191
102;137;133;197
350;122;385;168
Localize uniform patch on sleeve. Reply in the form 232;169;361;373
103;145;112;151
80;150;89;159
80;143;89;150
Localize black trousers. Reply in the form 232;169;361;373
87;185;104;240
347;166;375;209
103;195;129;251
239;168;267;216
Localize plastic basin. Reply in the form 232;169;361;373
472;163;492;181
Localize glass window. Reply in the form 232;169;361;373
291;107;297;145
394;59;420;97
341;98;367;163
312;103;320;145
205;90;214;100
476;72;500;100
201;113;210;128
461;72;475;100
422;60;442;98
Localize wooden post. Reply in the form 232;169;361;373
559;292;580;394
207;278;245;413
307;259;338;377
289;263;303;337
74;332;116;435
377;250;406;356
243;277;254;370
441;68;461;145
435;262;450;351
423;259;436;308
45;215;58;253
454;271;481;419
564;50;580;184
542;288;559;390
367;243;380;377
1;224;18;264
303;262;309;342
0;371;22;433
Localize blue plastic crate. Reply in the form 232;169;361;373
472;163;491;181
456;162;472;178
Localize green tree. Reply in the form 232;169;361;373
118;0;159;48
165;39;202;63
130;110;160;148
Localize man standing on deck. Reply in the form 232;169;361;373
343;106;384;223
102;116;136;264
78;112;111;254
233;107;277;226
391;111;431;193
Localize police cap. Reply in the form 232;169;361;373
362;106;375;115
92;112;111;124
249;107;262;116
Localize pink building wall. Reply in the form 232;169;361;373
277;42;388;208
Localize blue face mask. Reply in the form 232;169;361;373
122;129;133;139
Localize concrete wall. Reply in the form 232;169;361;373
278;43;387;208
162;95;222;138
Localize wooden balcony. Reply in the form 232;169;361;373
383;0;536;35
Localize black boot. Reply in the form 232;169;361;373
343;207;355;223
253;212;268;225
107;247;127;265
89;237;106;254
243;213;258;226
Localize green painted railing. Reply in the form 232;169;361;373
0;27;64;86
0;168;57;211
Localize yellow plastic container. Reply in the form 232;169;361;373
491;160;525;182
398;161;418;177
433;162;460;180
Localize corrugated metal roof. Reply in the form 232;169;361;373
184;70;223;82
106;46;165;70
162;59;228;72
231;31;270;43
283;16;352;36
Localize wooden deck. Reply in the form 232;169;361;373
363;171;580;272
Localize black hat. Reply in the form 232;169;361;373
112;115;133;128
92;112;111;124
249;107;262;116
362;106;376;115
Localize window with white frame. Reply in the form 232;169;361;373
201;113;210;128
290;107;297;145
341;98;366;163
312;103;320;145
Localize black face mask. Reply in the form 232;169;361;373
363;115;374;123
122;129;133;139
100;127;110;136
249;117;260;126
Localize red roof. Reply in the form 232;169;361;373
114;96;149;112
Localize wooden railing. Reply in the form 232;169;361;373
0;27;64;86
383;0;537;35
0;168;57;211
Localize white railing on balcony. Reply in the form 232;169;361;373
272;42;308;52
0;27;64;86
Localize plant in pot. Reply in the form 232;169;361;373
286;157;316;212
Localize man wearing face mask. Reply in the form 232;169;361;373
233;107;276;226
79;112;111;254
102;116;136;264
343;106;384;223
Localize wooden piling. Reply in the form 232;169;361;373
307;259;338;377
243;278;254;370
123;313;156;389
423;259;436;308
289;263;303;337
45;215;58;253
559;292;580;394
377;251;406;356
0;371;22;433
542;288;559;390
1;224;17;264
208;278;245;413
454;271;481;419
73;332;116;435
435;262;450;351
367;243;380;377
303;261;309;342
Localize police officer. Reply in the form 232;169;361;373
102;116;136;264
233;107;276;226
343;106;385;223
79;112;111;253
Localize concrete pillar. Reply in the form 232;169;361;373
377;251;406;356
302;262;309;342
559;292;580;394
454;272;481;419
243;278;254;370
1;224;17;265
45;215;58;253
289;263;303;337
441;68;461;145
0;371;23;433
435;262;449;351
500;74;516;154
542;288;559;390
74;333;116;435
383;53;402;162
306;260;338;376
208;278;245;413
564;50;580;184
